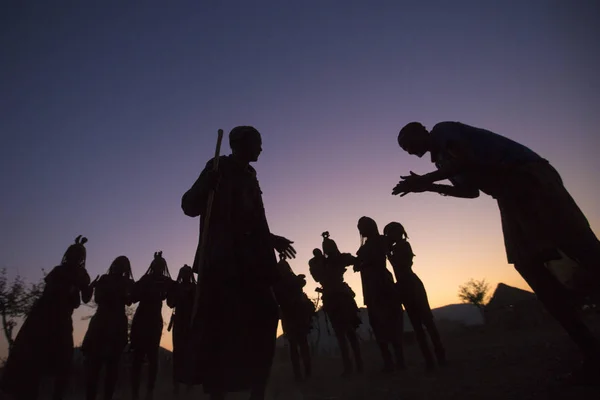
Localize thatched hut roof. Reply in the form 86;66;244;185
486;283;537;311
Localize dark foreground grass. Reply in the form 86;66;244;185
15;314;600;400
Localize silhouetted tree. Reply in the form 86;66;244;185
458;278;490;318
0;268;45;352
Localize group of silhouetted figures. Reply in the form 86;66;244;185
2;122;600;400
0;225;445;400
0;240;197;400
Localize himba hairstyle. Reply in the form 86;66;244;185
321;231;340;257
383;222;414;257
358;216;379;246
176;264;196;284
108;255;134;280
383;222;409;241
62;235;88;268
144;251;172;278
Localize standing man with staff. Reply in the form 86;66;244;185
181;126;296;400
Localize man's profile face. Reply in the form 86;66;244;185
399;132;428;158
246;136;262;162
233;133;262;162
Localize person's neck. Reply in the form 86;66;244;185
231;152;250;166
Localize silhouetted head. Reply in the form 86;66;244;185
357;216;379;241
398;122;430;158
312;248;323;257
176;264;195;284
108;255;133;279
62;235;88;268
145;251;171;278
383;222;409;242
322;231;340;257
229;126;262;163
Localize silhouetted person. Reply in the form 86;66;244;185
82;256;135;400
354;217;405;373
166;264;196;396
0;236;91;400
181;126;296;400
393;121;600;383
273;253;315;381
130;251;173;400
310;232;363;376
383;222;445;371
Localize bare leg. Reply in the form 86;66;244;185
376;340;394;373
146;347;159;398
517;262;600;382
333;327;352;375
84;356;102;400
346;330;363;373
299;335;312;379
407;309;435;370
288;338;302;381
423;317;446;366
52;363;71;400
104;356;120;400
391;337;405;370
131;349;144;400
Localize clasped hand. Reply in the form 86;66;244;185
392;171;430;196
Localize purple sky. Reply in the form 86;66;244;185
1;0;599;356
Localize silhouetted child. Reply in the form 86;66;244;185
354;217;405;373
273;253;315;381
166;264;196;395
0;236;92;400
130;251;173;400
384;222;446;371
310;232;363;376
82;255;135;400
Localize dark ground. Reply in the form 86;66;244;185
7;313;600;400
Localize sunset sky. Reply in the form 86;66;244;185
1;0;599;357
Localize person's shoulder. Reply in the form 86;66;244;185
431;121;464;136
204;155;231;169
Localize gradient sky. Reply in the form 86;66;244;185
1;0;599;358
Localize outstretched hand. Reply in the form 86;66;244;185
273;235;297;259
392;171;429;196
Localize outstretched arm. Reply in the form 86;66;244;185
428;183;480;199
272;234;297;259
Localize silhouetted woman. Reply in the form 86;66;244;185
354;217;405;373
273;253;315;381
82;255;135;400
384;222;446;371
166;264;196;395
130;251;173;400
310;232;363;376
0;236;92;400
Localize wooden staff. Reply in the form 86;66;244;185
190;129;224;324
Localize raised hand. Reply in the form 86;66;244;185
272;235;297;259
